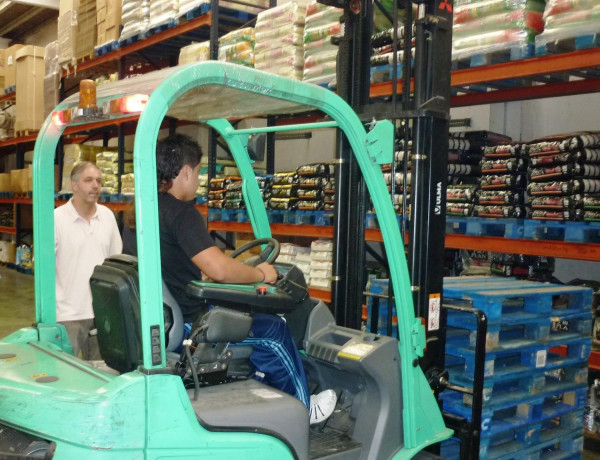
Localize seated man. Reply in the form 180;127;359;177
123;134;336;424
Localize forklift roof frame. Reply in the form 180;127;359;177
31;62;450;453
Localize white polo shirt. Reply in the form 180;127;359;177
55;199;122;321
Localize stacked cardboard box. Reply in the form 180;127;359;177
97;0;122;46
15;46;45;134
58;0;97;65
5;44;25;90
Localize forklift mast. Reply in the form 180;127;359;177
324;0;453;372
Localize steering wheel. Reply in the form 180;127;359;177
230;238;280;266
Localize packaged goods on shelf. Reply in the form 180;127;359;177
97;0;122;46
219;0;269;15
120;0;150;42
218;27;255;68
526;132;600;221
0;110;15;141
15;46;45;134
536;0;600;54
452;0;546;63
58;0;97;64
44;41;60;120
255;2;306;79
178;0;208;17
95;149;122;193
121;173;135;194
10;167;31;194
302;2;342;85
309;239;332;290
148;0;178;29
179;41;210;65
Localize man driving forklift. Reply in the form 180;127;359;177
122;133;337;424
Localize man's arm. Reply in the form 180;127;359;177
192;246;277;284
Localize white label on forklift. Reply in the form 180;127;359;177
428;294;441;331
536;350;547;368
338;343;374;360
251;388;283;399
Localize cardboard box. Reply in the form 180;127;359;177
59;0;80;16
0;173;10;191
5;44;25;89
58;11;76;64
10;169;28;193
15;46;45;133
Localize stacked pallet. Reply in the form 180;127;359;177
441;276;592;459
526;132;600;222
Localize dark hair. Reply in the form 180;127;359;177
157;134;203;192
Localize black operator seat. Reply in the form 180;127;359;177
90;254;184;373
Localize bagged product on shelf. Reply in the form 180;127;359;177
536;0;600;53
529;209;577;221
272;171;298;185
446;202;474;217
452;0;546;62
481;158;526;174
256;2;306;27
148;0;178;29
477;189;524;206
447;185;477;203
267;197;298;210
480;173;526;189
528;195;581;210
302;3;342;85
473;205;526;218
121;173;135;194
219;27;255;67
120;0;150;42
179;41;210;65
482;143;523;158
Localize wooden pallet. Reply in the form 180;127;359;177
14;129;38;138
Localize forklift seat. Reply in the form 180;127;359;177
90;254;184;373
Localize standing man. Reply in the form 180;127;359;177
55;161;122;359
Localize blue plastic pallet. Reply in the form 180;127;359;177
0;191;13;198
446;334;591;382
293;210;333;226
3;85;15;94
536;32;600;57
180;2;212;21
523;219;600;243
370;63;403;84
443;281;592;322
445;216;525;238
442;384;587;439
98;193;121;203
94;41;119;57
453;43;534;69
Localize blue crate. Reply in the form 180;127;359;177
235;210;248;223
208;208;238;222
195;195;207;205
315;211;334;226
94;41;119;57
99;193;120;203
293;210;317;225
0;191;13;198
267;210;295;224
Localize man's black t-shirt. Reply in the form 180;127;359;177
123;192;215;322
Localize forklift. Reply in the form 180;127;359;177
0;60;453;459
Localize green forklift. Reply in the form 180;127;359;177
0;61;452;459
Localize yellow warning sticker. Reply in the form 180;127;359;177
338;343;375;361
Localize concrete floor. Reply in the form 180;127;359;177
0;265;35;338
0;265;598;458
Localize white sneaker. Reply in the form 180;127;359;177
309;389;337;425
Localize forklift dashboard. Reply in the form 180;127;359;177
185;262;309;314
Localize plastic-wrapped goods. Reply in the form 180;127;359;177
453;0;546;62
178;0;209;17
302;3;342;85
480;173;526;189
218;27;255;67
120;0;150;42
272;171;298;185
474;205;526;218
477;189;524;206
536;0;600;53
148;0;178;29
255;3;306;78
179;41;210;65
529;195;581;210
121;173;135;194
447;202;474;217
447;185;477;203
481;158;526;174
483;143;523;158
529;164;600;181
